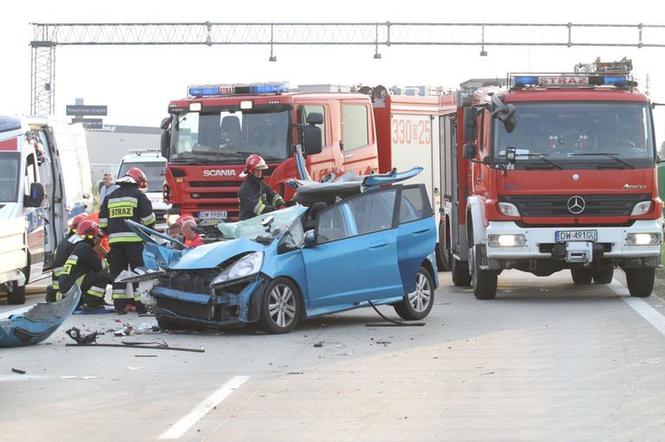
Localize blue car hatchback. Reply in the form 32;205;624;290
128;170;438;334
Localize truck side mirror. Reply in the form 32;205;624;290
463;143;477;160
25;182;45;208
306;112;324;125
303;126;323;155
463;107;478;143
160;117;172;159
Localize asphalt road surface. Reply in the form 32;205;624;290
1;270;665;442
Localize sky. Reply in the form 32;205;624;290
1;0;665;144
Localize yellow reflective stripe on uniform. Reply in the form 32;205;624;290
62;255;78;275
52;281;60;290
272;195;285;206
141;213;156;225
87;286;106;298
98;217;108;227
108;232;143;244
107;197;138;208
112;289;132;300
254;200;266;215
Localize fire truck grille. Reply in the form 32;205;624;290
501;194;650;217
190;181;240;188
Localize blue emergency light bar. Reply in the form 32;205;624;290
187;82;289;97
511;74;628;89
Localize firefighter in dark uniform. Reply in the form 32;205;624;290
238;154;286;221
58;219;109;308
99;167;155;313
46;213;89;302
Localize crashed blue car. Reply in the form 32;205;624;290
126;168;438;334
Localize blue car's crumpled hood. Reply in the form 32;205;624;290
170;237;265;270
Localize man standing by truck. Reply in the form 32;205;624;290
238;154;286;220
99;167;155;313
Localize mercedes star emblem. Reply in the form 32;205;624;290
567;196;586;215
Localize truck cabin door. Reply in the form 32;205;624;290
341;102;375;176
297;104;330;181
471;109;490;196
23;151;46;280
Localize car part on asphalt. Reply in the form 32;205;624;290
0;286;81;347
65;327;103;344
65;340;205;353
364;300;426;327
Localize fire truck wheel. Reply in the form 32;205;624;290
470;246;497;300
452;258;471;287
625;268;655;298
570;268;593;285
592;267;614;284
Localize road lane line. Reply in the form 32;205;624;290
611;280;665;337
158;375;249;440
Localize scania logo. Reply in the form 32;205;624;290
567;196;586;215
203;169;236;177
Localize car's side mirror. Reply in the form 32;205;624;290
304;229;316;247
463;143;477;160
24;182;45;208
656;154;663;164
303;125;322;155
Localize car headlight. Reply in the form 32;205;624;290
498;202;520;217
488;234;526;247
626;232;661;246
631;201;652;216
209;252;264;287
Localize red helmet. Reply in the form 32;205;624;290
68;214;88;232
124;167;148;189
241;154;268;177
175;215;195;227
76;219;99;239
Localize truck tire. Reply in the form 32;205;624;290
571;268;593;285
452;257;471;287
435;221;451;271
625;268;655;298
470;246;498;300
593;267;614;284
7;281;26;305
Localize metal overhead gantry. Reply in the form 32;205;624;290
30;21;665;115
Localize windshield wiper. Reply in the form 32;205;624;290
567;152;635;169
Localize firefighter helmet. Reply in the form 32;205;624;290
241;154;268;177
68;214;89;233
77;219;100;239
119;167;148;189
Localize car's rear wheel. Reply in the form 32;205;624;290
571;268;593;285
259;278;301;334
394;266;435;321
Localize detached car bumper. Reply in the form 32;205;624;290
485;220;663;263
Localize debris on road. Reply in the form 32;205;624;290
60;375;97;380
65;339;205;353
11;368;26;374
112;323;134;337
313;342;323;348
65;327;103;344
134;354;158;358
127;366;144;371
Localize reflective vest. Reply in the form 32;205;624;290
99;183;155;244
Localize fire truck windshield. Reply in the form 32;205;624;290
494;102;655;169
171;106;290;164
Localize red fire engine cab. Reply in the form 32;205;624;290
160;82;378;223
439;59;663;299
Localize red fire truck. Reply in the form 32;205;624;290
439;59;663;299
160;82;456;266
160;83;378;223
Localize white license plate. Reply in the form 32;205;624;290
555;230;597;242
198;210;228;220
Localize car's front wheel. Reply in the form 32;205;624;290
259;278;302;334
394;266;435;321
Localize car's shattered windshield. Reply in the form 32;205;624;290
218;205;307;241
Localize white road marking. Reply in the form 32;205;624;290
611;279;665;337
158;375;249;440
